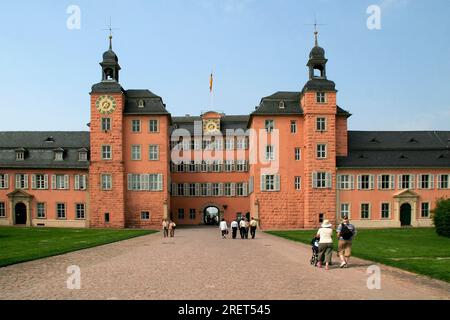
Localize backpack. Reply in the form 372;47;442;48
340;223;353;240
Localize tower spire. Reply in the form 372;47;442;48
314;30;318;47
109;30;113;50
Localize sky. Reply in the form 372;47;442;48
0;0;449;131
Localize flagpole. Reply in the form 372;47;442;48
209;71;214;110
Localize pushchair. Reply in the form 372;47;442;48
310;236;320;266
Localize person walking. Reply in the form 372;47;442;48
169;220;176;238
219;218;228;239
336;216;357;268
316;219;334;270
239;218;246;239
244;218;250;239
231;219;239;239
250;217;258;239
162;219;169;238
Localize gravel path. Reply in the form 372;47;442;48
0;227;449;300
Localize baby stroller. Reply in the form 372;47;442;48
310;236;320;266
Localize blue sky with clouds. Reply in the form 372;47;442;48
0;0;449;131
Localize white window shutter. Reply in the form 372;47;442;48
275;175;281;191
377;175;382;190
64;175;69;189
350;175;355;190
51;175;56;190
207;183;212;196
260;175;266;192
390;175;395;190
172;183;177;196
75;175;80;190
24;174;29;189
43;174;48;189
326;173;332;188
417;175;422;188
398;175;402;189
430;174;435;189
410;174;415;189
142;174;150;191
15;174;20;189
231;183;236;196
195;183;200;197
184;183;189;196
31;174;36;190
243;182;248;196
370;175;374;190
5;174;9;189
219;183;224;196
158;174;163;191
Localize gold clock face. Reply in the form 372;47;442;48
204;119;219;133
96;95;117;115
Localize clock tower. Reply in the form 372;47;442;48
89;35;126;228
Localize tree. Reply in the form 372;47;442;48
433;198;450;237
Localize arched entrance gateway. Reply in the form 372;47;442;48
400;203;412;226
204;206;220;225
15;203;27;225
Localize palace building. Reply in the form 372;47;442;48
1;33;449;230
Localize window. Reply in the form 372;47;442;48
138;100;145;108
316;144;327;159
224;160;234;172
201;183;208;197
101;118;111;131
54;151;64;161
399;174;414;189
149;120;159;133
225;138;234;150
313;172;332;189
78;151;88;161
295;148;301;161
16;151;25;161
316;117;327;131
338;175;354;190
360;203;370;219
421;203;430;218
212;183;220;196
57;203;66;219
105;213;110;223
141;211;150;220
189;209;196;220
224;183;232;197
53;174;69;190
295;176;301;190
236;183;245;196
212;161;221;173
32;174;48;190
131;145;141;161
340;203;350;219
438;174;450;189
101;174;112;190
316;92;326;104
265;145;275;161
178;208;185;220
265;120;274;133
102;145;112;160
37;203;46;219
418;174;433;189
290;121;297;133
236;137;248;150
132;120;141;133
189;184;196;196
74;175;87;191
236;160;247;172
128;174;163;191
0;174;9;189
261;175;280;192
378;174;394;190
76;203;86;220
381;203;390;219
0;202;5;218
15;174;28;189
177;184;185;196
358;175;374;190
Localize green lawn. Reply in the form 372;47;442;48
267;228;450;283
0;227;156;268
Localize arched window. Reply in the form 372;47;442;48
138;100;145;108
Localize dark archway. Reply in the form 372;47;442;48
400;203;412;226
204;206;220;225
15;203;27;225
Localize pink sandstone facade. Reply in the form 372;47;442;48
0;35;449;230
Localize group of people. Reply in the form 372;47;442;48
162;219;177;238
311;216;356;270
220;217;258;240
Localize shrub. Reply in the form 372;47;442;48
433;198;450;237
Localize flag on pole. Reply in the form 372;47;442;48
209;72;214;93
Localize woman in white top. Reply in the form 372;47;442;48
316;220;334;270
219;219;228;239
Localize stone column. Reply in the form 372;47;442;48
254;199;260;228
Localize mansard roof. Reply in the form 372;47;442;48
123;89;170;115
337;131;450;168
0;132;89;169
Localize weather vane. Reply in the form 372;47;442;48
305;15;326;46
102;17;119;50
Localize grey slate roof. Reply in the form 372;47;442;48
301;79;336;93
124;90;170;115
337;131;450;168
171;115;250;135
0;132;90;169
91;80;124;94
251;91;350;117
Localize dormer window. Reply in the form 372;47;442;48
316;92;326;104
279;101;285;109
78;150;88;161
45;136;55;143
138;100;145;108
15;150;25;161
54;148;64;161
